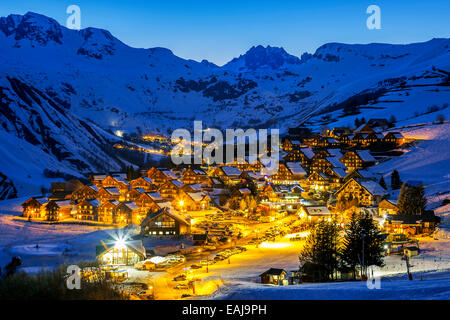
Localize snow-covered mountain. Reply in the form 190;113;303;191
0;11;449;197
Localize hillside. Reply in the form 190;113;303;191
0;11;449;197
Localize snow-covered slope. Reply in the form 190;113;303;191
1;12;448;133
369;122;450;210
0;74;125;196
0;11;449;197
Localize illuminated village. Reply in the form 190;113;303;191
15;119;443;299
0;1;448;305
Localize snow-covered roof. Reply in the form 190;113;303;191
360;180;387;196
239;188;252;195
329;167;347;178
186;183;202;191
104;187;120;195
155;207;190;225
260;268;286;276
133;188;146;194
114;176;129;184
245;171;264;180
355;123;374;133
301;147;315;159
356;150;376;162
286;162;307;176
187;192;205;202
87;185;99;192
122;201;139;210
302;206;331;216
386;132;404;138
221;166;242;176
326;156;346;169
308;171;329;181
55;200;72;208
193;169;206;175
92;174;107;180
349;169;379;180
326;137;338;144
112;173;127;180
205;177;224;186
107;200;120;206
158;201;174;210
87;199;101;207
327;148;343;159
142;177;154;184
147;192;163;201
36;197;49;205
163;170;178;179
170;179;184;188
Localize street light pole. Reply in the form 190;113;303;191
362;233;366;278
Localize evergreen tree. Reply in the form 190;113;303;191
391;170;401;190
341;212;385;278
397;183;427;215
379;176;387;189
228;197;239;210
389;115;396;127
299;220;340;281
239;198;247;211
336;196;347;213
413;184;427;215
396;183;408;214
340;213;360;279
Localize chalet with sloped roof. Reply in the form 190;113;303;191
140;208;191;236
75;199;101;221
340;150;376;171
335;178;387;206
130;176;157;192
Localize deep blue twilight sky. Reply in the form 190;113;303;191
1;0;449;65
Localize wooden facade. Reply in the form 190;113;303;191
335;178;387;206
130;177;157;192
182;168;207;184
75;199;100;221
96;187;121;203
97;200;119;224
71;185;99;203
340;151;376;171
140;208;191;236
22;197;49;219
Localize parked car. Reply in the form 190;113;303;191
231;248;241;255
173;274;187;281
174;284;189;290
136;289;154;300
190;264;202;269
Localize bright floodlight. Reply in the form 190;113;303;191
115;238;126;249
